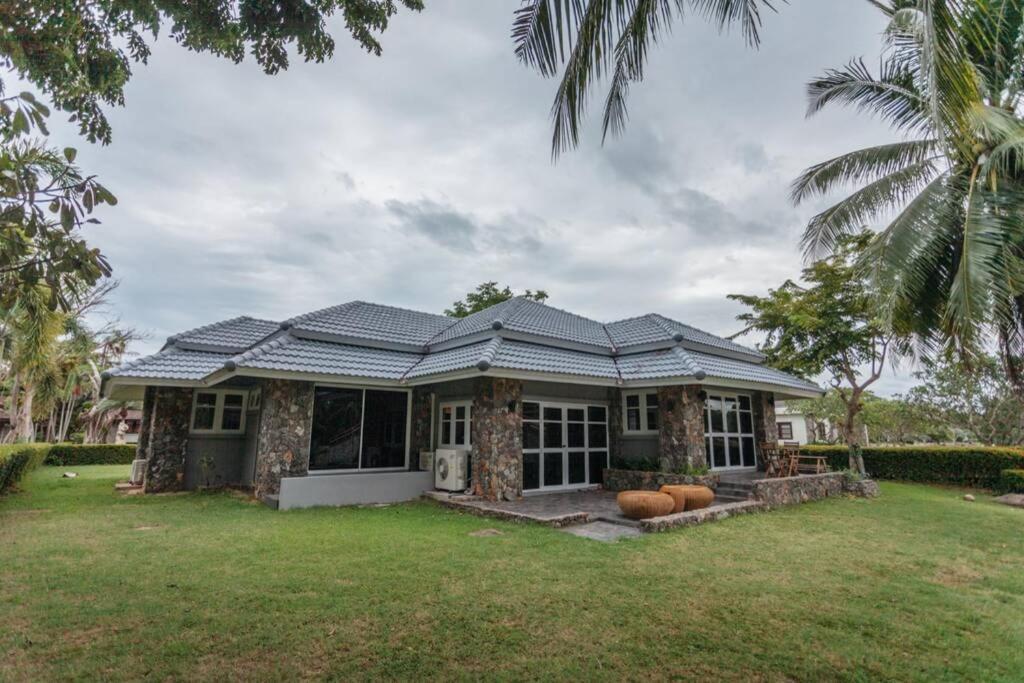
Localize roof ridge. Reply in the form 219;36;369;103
224;331;295;370
510;296;604;327
670;345;706;380
475;336;503;371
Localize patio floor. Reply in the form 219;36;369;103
426;487;747;531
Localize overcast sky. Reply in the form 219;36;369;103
32;0;917;394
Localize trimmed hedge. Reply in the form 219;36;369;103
43;444;136;466
1000;469;1024;493
0;444;49;495
801;444;1024;489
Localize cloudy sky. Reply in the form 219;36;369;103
36;0;916;393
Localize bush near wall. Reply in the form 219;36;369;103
0;444;50;495
801;444;1024;489
1000;469;1024;493
43;444;136;466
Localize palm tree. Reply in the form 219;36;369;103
512;0;777;157
793;0;1024;387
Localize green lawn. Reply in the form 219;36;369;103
2;467;1023;681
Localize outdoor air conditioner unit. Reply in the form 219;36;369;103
434;449;469;492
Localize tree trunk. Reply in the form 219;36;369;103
14;383;36;443
841;390;866;476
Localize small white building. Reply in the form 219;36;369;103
775;401;816;444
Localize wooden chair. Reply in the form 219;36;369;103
780;443;801;477
759;442;785;478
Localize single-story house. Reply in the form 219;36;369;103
103;298;822;508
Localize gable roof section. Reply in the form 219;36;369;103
287;301;454;348
108;347;232;382
228;334;421;380
170;316;280;352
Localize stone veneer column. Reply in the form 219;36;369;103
142;386;194;493
254;379;315;498
135;386;155;461
656;385;707;471
471;377;523;501
752;390;777;447
409;386;433;465
608;388;623;465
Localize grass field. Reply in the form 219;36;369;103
2;466;1023;681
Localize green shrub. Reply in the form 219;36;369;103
0;444;49;495
610;455;660;472
801;444;1024;489
43;444;136;466
999;469;1024;493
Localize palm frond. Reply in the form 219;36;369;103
805;57;931;134
513;0;585;77
791;139;939;204
801;160;939;259
601;0;679;142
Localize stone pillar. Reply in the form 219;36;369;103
135;386;155;460
409;386;433;467
753;390;777;447
608;387;623;465
254;379;315;498
470;377;523;501
142;386;194;493
656;385;707;471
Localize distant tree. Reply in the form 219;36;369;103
909;354;1024;447
859;392;952;444
730;232;905;474
1;0;423;144
445;282;549;318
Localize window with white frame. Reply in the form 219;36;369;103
777;422;793;441
191;390;248;434
622;391;659;433
439;401;472;448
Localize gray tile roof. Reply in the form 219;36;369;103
172;316;279;351
616;346;702;380
685;350;821;392
605;313;762;358
230;335;421;380
288;301;453;347
106;296;818;394
108;347;231;381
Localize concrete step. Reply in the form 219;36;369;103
714;494;749;504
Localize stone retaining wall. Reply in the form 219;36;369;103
751;472;879;507
602;468;718;492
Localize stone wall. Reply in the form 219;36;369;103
142;386;194;493
602;468;718;492
471;377;523;501
409;386;433;464
750;472;880;507
752;391;777;447
608;388;623;463
657;385;707;470
254;379;315;498
135;386;155;461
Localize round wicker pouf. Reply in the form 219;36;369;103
616;491;675;520
670;484;715;511
658;485;689;514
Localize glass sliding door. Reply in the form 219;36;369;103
703;392;757;470
309;386;409;472
521;400;609;492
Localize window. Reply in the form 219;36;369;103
309;387;409;472
777;422;793;441
622;391;659;433
190;390;247;434
704;393;756;469
439;401;472;447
